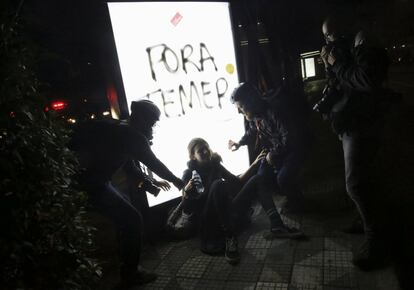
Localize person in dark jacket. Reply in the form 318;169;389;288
229;82;311;237
70;100;184;287
320;16;391;271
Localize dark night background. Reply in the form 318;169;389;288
24;0;414;109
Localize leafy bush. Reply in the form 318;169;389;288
0;1;101;289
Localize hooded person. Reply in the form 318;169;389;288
69;99;184;287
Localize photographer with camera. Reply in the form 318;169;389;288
70;100;184;287
318;15;392;271
313;25;352;123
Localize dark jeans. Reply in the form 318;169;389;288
205;179;242;235
87;181;143;278
182;194;207;216
231;150;306;220
272;151;307;204
341;128;382;239
231;167;281;221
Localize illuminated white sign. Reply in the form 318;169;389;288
108;2;248;206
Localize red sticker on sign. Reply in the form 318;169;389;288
171;12;183;26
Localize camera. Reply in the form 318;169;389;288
139;177;161;197
314;37;351;114
313;83;341;114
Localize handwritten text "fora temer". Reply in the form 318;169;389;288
145;43;229;118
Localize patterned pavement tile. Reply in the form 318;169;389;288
175;277;199;290
245;231;273;249
245;248;269;262
324;237;353;252
288;284;323;290
140;275;174;289
266;246;295;265
296;237;324;251
322;287;357;290
224;280;256;290
227;260;263;282
176;254;211;278
294;249;324;267
323;267;357;288
256;282;289;290
260;263;292;283
323;251;353;268
291;265;323;286
196;278;226;289
202;256;234;281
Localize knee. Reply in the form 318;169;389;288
210;179;228;197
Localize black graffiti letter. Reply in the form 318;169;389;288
215;77;228;108
146;44;179;81
146;44;166;82
178;84;191;115
179;81;202;115
199;43;218;72
162;45;179;74
201;81;213;109
181;44;201;74
160;89;176;118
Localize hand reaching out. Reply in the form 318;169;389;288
252;149;267;166
321;45;337;67
228;140;240;151
152;180;171;191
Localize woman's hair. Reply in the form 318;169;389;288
187;138;210;158
187;137;222;162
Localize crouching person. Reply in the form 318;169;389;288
70;100;183;288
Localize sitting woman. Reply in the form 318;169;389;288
166;138;265;264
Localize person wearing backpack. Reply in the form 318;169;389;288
70;100;184;287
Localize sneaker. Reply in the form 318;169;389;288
175;211;193;229
225;236;240;265
352;238;389;271
166;201;183;228
265;225;305;240
171;211;195;239
120;267;157;287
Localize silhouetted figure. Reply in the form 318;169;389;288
70;100;184;287
319;16;392;271
229;82;311;237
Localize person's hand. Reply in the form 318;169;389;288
152;180;171;191
321;46;337;67
327;51;336;66
320;46;329;68
252;149;267;166
173;178;185;190
228;140;240;151
183;179;194;193
265;151;277;167
183;179;197;199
